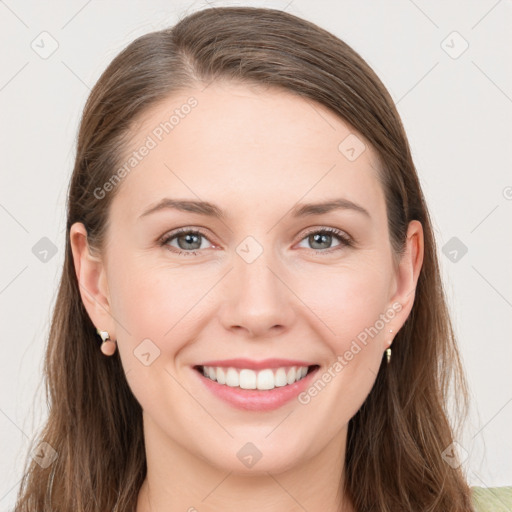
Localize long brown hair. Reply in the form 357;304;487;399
14;6;474;511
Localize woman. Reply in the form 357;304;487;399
14;6;480;511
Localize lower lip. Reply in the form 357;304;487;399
193;366;320;411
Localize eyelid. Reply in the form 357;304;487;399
158;226;216;249
299;226;353;244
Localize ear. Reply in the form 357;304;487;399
69;222;116;338
386;220;424;340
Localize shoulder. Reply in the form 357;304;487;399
471;486;512;511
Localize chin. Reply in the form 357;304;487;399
195;434;313;476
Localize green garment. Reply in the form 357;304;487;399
472;486;512;511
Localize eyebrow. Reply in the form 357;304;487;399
138;197;371;220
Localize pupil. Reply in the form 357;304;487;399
179;233;200;250
311;233;330;249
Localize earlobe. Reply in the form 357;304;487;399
69;222;114;334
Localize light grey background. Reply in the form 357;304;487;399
1;0;511;508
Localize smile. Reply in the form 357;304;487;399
195;365;317;390
192;358;321;411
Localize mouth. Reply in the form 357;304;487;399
193;364;320;391
191;357;321;411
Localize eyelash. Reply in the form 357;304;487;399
158;226;353;257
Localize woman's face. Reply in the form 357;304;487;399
72;81;422;475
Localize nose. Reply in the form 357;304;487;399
219;248;295;339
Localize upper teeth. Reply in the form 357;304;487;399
201;365;309;390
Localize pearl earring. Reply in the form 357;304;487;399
96;328;117;356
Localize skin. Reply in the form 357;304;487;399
70;81;423;512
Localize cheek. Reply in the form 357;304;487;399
107;255;218;351
299;265;391;417
298;269;389;425
296;262;391;350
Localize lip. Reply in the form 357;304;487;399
192;364;320;411
195;358;315;370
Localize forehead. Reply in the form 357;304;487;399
112;81;385;221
